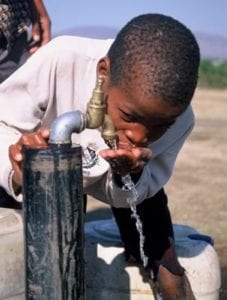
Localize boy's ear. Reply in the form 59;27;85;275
97;57;110;79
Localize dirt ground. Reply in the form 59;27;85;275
85;88;227;299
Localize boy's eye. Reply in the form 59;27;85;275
120;109;176;130
120;110;138;122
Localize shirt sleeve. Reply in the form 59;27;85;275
0;39;59;199
0;122;21;197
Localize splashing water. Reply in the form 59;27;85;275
107;138;149;268
107;139;118;150
121;174;149;268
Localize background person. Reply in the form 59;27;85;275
0;0;51;83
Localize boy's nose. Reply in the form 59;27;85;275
124;127;148;146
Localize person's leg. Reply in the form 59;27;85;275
157;265;195;299
111;189;195;299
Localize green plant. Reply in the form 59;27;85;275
198;59;227;89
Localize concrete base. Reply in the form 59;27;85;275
0;209;24;300
85;219;221;300
0;209;221;299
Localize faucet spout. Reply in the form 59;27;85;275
101;114;118;147
48;76;117;147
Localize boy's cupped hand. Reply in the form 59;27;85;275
99;142;152;176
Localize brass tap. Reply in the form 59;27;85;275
85;76;106;129
49;76;118;146
85;75;118;147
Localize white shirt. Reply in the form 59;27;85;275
0;36;194;208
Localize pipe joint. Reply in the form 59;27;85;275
49;111;86;145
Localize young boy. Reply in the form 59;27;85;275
0;14;200;299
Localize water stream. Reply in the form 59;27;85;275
108;139;148;268
121;174;149;268
107;139;163;299
121;169;163;299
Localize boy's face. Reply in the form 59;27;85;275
105;85;183;147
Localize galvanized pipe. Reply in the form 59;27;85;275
23;145;84;300
49;111;86;145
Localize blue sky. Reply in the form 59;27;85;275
45;0;227;38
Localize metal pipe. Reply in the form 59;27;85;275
49;111;86;145
23;145;84;299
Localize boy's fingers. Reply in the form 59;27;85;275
39;127;50;138
17;130;49;147
9;144;22;161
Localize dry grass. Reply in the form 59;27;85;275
167;89;227;240
167;89;227;298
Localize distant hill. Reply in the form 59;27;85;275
195;32;227;60
56;26;227;60
56;26;118;40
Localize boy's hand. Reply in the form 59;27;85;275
99;142;152;176
8;128;49;188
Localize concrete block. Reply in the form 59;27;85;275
0;209;24;300
85;219;221;300
0;209;221;300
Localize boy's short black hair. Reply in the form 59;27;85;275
108;13;200;109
